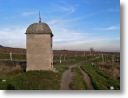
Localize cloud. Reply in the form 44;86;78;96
21;11;37;16
48;17;82;28
47;18;89;43
51;24;120;51
95;26;119;31
47;17;120;51
53;28;89;42
0;14;120;52
58;5;75;14
50;1;77;16
0;26;26;48
54;37;120;52
0;24;120;52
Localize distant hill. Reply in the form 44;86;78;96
0;46;26;54
0;46;119;55
0;45;4;48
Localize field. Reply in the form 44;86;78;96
0;47;120;90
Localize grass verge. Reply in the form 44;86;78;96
0;71;61;90
80;64;120;90
69;67;87;90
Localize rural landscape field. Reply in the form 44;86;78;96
0;0;120;90
0;46;120;90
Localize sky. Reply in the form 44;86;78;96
0;0;120;52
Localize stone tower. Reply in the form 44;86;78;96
26;15;53;71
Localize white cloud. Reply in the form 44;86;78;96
59;6;75;14
53;28;88;42
0;26;26;48
48;16;85;27
53;37;120;52
95;26;119;31
0;16;120;52
21;11;37;16
50;1;77;16
47;17;120;51
0;25;120;52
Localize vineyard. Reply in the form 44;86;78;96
0;47;120;90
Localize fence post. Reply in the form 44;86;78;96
10;52;12;61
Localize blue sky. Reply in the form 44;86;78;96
0;0;120;51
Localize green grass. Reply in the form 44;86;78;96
0;71;61;90
0;53;120;90
80;64;120;90
69;67;87;90
53;63;69;75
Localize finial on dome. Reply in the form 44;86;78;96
39;11;41;23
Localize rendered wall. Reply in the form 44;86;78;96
26;34;53;71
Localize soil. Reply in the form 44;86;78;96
60;63;94;90
60;64;77;90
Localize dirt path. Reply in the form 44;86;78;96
60;64;77;90
60;63;94;90
79;66;94;90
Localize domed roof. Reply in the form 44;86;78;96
26;22;53;36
